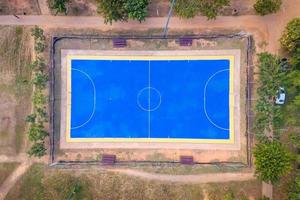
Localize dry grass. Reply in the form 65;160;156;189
0;26;33;155
0;163;20;185
0;0;40;15
5;164;262;200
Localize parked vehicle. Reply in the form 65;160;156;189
275;87;286;105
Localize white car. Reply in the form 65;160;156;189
275;87;286;105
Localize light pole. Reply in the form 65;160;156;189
163;0;176;39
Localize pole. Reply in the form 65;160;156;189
163;0;176;39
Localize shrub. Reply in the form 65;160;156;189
199;0;230;20
28;123;48;142
173;0;200;19
25;114;36;123
224;190;235;200
32;90;47;106
254;0;282;15
36;107;48;123
32;72;48;89
34;40;46;53
28;142;47;158
31;26;45;41
280;18;300;52
50;0;69;15
253;141;292;183
289;173;300;200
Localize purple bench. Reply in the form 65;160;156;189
101;154;116;165
179;37;193;46
180;156;194;165
112;38;127;48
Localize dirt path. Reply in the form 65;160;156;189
0;161;32;200
108;168;255;184
0;0;298;53
37;0;51;15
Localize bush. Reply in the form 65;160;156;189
25;114;36;123
254;0;282;15
253;141;292;184
199;0;230;20
34;40;46;53
280;18;300;52
32;72;48;89
173;0;229;20
224;190;235;200
173;0;200;19
28;142;47;158
32;90;47;106
50;0;69;15
36;107;48;123
31;26;45;41
28;123;48;142
288;173;300;200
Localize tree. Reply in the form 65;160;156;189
124;0;148;22
254;0;282;15
280;18;300;52
96;0;127;24
28;142;47;158
50;0;69;15
253;141;292;183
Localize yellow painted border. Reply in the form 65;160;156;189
66;55;235;144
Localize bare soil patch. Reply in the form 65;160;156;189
0;163;19;186
0;0;40;15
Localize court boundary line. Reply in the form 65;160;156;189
65;54;235;144
70;68;96;130
203;68;230;131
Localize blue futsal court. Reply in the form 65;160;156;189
66;55;234;144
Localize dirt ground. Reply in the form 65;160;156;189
0;0;40;15
0;26;33;155
5;164;262;200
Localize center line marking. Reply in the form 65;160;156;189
148;60;151;139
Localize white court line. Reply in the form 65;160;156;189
203;68;230;131
71;68;96;130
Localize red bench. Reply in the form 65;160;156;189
101;154;116;165
112;38;127;48
180;156;194;165
179;37;193;46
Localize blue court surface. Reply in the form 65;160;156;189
67;56;234;143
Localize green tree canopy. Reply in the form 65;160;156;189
96;0;149;24
253;141;292;184
254;0;282;16
280;18;300;52
49;0;70;15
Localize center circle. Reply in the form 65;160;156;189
137;87;162;112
